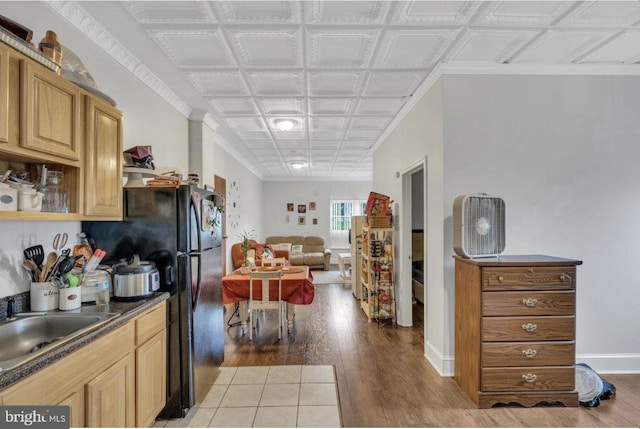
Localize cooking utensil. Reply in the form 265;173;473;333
46;248;70;281
56;255;82;277
22;260;38;281
24;245;45;267
53;232;68;255
40;252;58;282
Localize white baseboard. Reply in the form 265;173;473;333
423;347;640;376
424;341;454;377
576;353;640;374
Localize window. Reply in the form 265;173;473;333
330;199;367;232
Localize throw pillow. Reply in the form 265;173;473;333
291;244;303;254
263;247;274;259
272;243;292;253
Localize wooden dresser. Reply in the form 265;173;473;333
454;255;582;408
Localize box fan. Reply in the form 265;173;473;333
453;194;506;258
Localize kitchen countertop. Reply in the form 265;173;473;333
0;291;170;390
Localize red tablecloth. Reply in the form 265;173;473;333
222;266;315;305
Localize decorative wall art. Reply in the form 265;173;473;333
309;202;316;210
287;203;294;212
298;204;306;213
298;216;305;225
313;218;318;225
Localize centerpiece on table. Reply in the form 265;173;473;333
238;229;255;274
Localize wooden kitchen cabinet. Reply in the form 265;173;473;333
0;44;8;145
86;353;135;427
84;96;123;218
454;255;582;408
0;301;167;427
0;39;123;221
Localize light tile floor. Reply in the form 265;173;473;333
153;365;342;428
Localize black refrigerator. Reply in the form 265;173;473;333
82;185;224;418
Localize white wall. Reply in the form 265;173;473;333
261;181;371;261
374;72;640;374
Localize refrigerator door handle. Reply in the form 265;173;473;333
190;192;203;311
190;252;202;311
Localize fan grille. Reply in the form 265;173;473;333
453;194;506;258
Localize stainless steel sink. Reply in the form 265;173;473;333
0;312;120;372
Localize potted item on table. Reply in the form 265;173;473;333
239;230;255;274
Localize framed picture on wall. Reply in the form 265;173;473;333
298;204;306;213
287;203;294;212
313;218;318;225
309;202;316;210
298;216;305;225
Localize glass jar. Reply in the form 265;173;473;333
41;170;69;213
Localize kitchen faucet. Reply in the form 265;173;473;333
6;297;16;321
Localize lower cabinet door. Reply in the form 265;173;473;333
86;353;135;427
56;388;85;428
136;330;167;427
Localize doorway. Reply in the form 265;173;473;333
400;159;426;332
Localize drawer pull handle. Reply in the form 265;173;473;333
522;349;538;358
498;276;504;282
522;323;537;332
522;298;538;307
522;373;537;383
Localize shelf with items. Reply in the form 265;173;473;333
360;226;395;326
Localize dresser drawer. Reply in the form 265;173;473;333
483;291;575;316
483;267;576;291
482;316;574;341
481;367;575;392
482;341;575;367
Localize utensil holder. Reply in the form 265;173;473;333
30;282;59;311
59;286;82;310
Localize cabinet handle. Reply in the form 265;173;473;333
522;323;537;332
522;349;537;358
522;373;537;383
498;276;504;282
522;298;538;307
560;275;566;282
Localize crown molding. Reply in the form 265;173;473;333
370;61;640;153
46;0;192;118
211;123;265;181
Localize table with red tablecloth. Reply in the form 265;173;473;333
222;265;315;330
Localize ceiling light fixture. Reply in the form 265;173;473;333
290;162;307;170
275;119;296;132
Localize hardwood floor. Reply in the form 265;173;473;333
222;280;640;427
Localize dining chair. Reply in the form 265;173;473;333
248;270;283;340
261;257;286;267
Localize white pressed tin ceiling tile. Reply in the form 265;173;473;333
276;140;309;150
272;130;307;141
350;116;392;130
472;1;575;27
582;30;640;64
306;29;379;68
244;140;276;150
308;98;354;116
226;116;266;130
344;129;382;141
362;71;426;97
310;116;348;130
186;71;250;96
342;140;375;149
125;1;216;24
309;140;342;150
375;29;458;68
557;1;640;28
260;98;305;116
309;129;345;141
308;72;366;97
514;29;617;63
208;98;259;116
246;72;305;96
354;98;405;116
228;28;302;68
235;130;272;140
149;30;234;68
212;0;301;24
390;0;481;26
304;0;391;25
446;29;540;63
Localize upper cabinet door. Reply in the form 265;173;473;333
84;96;123;218
0;45;8;145
21;61;81;161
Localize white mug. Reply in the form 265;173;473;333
18;188;44;212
